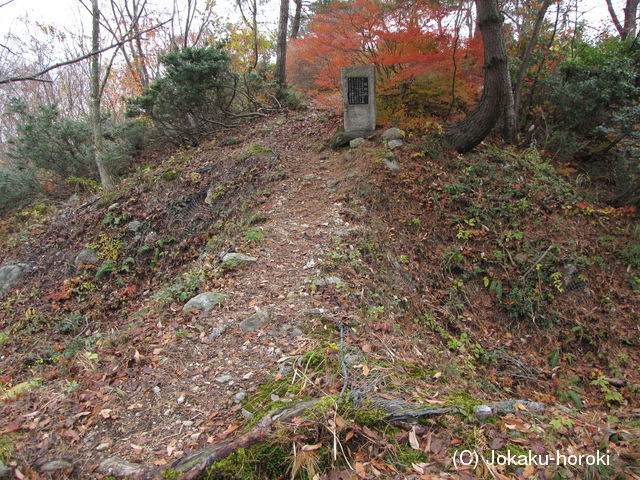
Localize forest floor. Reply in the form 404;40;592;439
0;108;639;480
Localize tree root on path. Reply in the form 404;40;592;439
93;397;544;479
97;398;322;480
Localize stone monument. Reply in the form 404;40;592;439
341;65;376;139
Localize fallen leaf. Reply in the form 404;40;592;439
223;423;240;435
302;443;323;451
409;427;420;450
0;421;23;434
355;462;366;478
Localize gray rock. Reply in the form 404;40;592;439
38;459;73;473
74;249;99;272
312;276;342;287
216;374;232;384
233;390;247;403
381;127;405;141
474;405;492;420
303;174;316;180
382;158;400;171
291;328;303;337
387;139;403;149
0;461;12;479
182;291;225;314
209;326;226;341
241;408;254;418
127;220;142;232
327;179;340;188
96;443;111;451
222;253;258;264
349;137;365;148
269;323;291;336
240;310;269;333
0;264;32;294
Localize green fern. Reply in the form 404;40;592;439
95;261;116;280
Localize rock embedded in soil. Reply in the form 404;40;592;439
74;249;99;271
312;276;342;287
0;461;12;479
240;309;270;333
215;374;232;384
222;252;258;264
349;137;365;148
0;263;32;294
387;139;403;149
182;291;225;314
474;405;492;420
382;158;400;171
381;127;405;141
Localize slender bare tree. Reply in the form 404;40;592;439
606;0;640;40
275;0;289;86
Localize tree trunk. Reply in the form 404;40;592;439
275;0;289;87
291;0;302;39
91;0;113;188
513;0;553;128
446;0;511;153
606;0;640;40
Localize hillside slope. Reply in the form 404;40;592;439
0;110;638;479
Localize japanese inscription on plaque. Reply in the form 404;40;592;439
347;77;369;105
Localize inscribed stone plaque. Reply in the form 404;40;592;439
347;77;369;105
341;65;376;137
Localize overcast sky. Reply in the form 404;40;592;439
0;0;623;46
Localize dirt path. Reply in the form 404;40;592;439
63;110;368;473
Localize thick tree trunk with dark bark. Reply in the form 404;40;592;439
446;0;511;153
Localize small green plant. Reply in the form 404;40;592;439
161;168;182;181
95;260;116;280
591;375;624;405
550;271;564;292
549;412;574;430
483;277;503;300
456;226;470;239
244;227;264;243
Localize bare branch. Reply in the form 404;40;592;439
0;21;168;85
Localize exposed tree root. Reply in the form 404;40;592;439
92;397;545;480
96;398;322;480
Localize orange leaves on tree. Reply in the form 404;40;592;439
288;0;484;124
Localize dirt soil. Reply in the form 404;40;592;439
0;108;639;480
